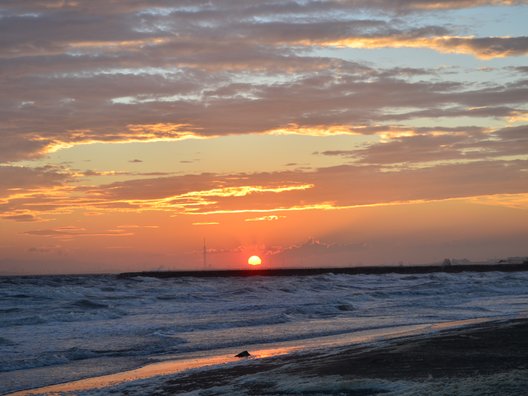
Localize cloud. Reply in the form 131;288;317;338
27;245;64;254
269;238;369;267
3;68;526;162
314;36;528;59
1;1;527;162
514;66;528;74
0;165;70;194
319;124;528;164
1;122;527;220
116;224;159;229
245;215;285;222
2;214;38;222
81;169;133;177
4;158;524;219
129;159;143;163
1;1;519;17
23;227;133;238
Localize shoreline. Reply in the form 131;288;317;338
7;316;527;395
118;261;528;279
124;317;528;395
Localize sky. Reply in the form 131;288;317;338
1;0;527;275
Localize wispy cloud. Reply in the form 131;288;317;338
313;36;528;59
23;227;134;238
2;214;39;222
3;159;526;222
245;215;286;222
320;125;528;165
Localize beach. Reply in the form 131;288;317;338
2;272;528;395
9;317;528;395
152;317;528;395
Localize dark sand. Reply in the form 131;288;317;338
150;319;528;395
9;319;528;395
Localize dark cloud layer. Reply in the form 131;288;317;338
0;1;526;230
1;0;527;163
321;125;528;164
0;165;69;194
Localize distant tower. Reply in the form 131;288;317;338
203;238;207;269
442;258;452;267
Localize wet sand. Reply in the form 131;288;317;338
154;318;528;395
9;318;528;395
310;318;528;379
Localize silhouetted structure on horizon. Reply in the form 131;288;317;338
119;260;528;279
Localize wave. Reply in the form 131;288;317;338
1;271;528;388
0;337;15;346
0;338;179;373
0;315;46;328
69;299;109;309
0;307;21;313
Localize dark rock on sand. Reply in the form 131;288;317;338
235;350;251;357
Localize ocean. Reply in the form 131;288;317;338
1;271;528;394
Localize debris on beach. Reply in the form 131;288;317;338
235;350;251;358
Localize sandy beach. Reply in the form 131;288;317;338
149;318;528;395
11;317;528;395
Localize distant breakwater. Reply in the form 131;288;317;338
118;262;528;279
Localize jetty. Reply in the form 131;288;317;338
118;261;528;279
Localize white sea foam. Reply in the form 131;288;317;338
1;271;528;394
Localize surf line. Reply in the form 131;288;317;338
8;317;499;396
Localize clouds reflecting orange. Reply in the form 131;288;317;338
1;0;527;274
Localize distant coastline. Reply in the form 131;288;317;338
118;260;528;279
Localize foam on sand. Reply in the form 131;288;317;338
8;317;501;395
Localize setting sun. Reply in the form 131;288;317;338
248;255;262;266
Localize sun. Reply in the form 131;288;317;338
248;255;262;266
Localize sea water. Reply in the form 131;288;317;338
1;271;528;394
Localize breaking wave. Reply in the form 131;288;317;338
1;271;528;393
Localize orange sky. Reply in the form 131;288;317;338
1;0;527;274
